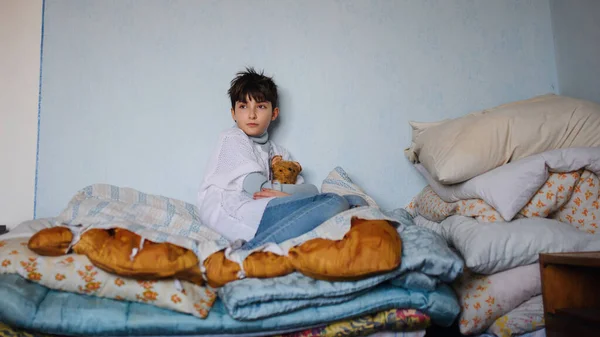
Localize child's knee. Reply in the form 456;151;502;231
343;195;368;208
321;193;350;212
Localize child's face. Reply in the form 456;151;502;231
231;97;279;137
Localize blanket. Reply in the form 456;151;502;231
55;184;230;266
0;273;456;336
0;183;232;318
21;182;404;316
219;212;463;326
0;322;53;337
274;308;430;337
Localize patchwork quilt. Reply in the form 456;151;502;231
275;308;430;337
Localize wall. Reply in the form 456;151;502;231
35;0;558;217
0;0;43;228
550;0;600;103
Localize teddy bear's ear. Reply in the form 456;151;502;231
292;161;302;172
271;155;283;166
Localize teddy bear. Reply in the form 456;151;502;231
271;155;302;184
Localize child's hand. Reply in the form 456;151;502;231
253;189;290;199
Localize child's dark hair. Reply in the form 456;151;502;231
228;67;278;109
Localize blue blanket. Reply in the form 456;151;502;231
219;212;464;325
0;273;458;336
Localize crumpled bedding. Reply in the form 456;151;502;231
409;169;600;234
404;148;600;336
406;148;600;275
412;147;600;222
0;175;466;337
23;184;407;311
29;183;406;286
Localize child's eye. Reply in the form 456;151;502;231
258;105;267;109
238;105;246;109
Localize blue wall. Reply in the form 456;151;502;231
550;0;600;103
36;0;558;217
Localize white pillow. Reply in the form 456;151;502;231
440;215;600;274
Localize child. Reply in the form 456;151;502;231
197;68;367;249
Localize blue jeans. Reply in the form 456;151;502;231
241;193;352;250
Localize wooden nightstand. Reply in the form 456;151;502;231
540;251;600;337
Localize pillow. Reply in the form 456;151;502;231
405;94;600;184
405;121;449;162
488;295;544;337
453;264;541;335
409;186;504;223
415;147;600;222
441;215;599;274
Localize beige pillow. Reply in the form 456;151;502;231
405;94;600;184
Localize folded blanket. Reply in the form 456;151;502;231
0;322;52;337
389;272;439;291
219;213;463;326
274;308;430;337
0;273;457;336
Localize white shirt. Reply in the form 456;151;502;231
197;127;304;242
